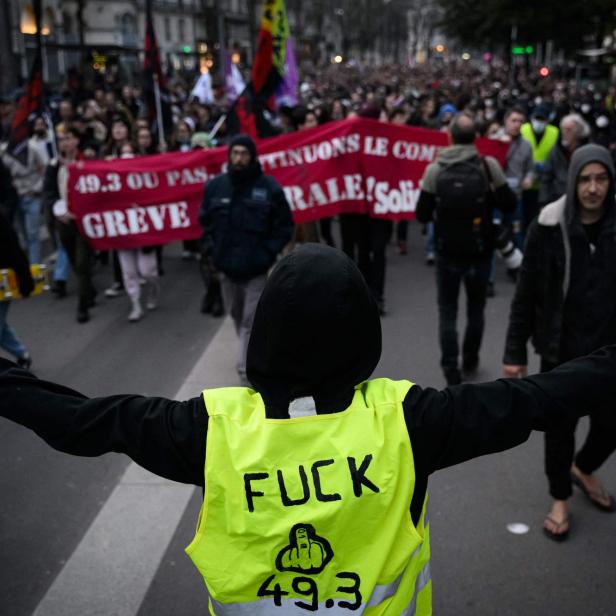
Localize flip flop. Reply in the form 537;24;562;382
571;472;616;513
542;514;570;542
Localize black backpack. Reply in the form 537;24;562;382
434;156;493;257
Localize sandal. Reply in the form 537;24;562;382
542;514;570;542
571;472;616;512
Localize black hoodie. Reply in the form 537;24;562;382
4;246;616;525
247;244;381;414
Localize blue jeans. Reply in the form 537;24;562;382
18;194;42;264
425;222;435;256
436;255;491;371
53;231;70;282
0;301;27;360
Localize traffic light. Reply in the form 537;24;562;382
539;66;550;77
511;45;534;56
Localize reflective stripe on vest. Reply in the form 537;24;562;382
186;378;432;615
208;554;432;615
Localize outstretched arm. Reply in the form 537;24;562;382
0;359;207;486
406;344;616;476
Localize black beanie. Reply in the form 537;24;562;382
228;134;257;163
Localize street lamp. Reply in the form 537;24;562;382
20;5;37;35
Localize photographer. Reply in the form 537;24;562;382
417;112;516;385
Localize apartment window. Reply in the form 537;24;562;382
120;13;137;47
178;17;185;41
164;17;171;42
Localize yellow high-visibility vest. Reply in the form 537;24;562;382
186;379;432;615
521;122;559;163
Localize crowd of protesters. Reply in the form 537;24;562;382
1;55;616;546
1;57;616;337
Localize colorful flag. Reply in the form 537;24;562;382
143;0;171;139
226;0;290;138
251;0;290;97
8;0;43;166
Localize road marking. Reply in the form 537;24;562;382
33;317;238;616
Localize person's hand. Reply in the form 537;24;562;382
521;176;533;190
57;211;75;225
503;364;527;378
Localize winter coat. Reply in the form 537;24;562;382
199;171;293;281
0;211;34;296
504;144;616;365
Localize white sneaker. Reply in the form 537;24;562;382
128;301;143;322
145;280;159;311
105;282;124;298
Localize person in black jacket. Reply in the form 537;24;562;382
416;113;516;385
199;134;293;383
42;127;97;323
0;210;34;368
0;158;19;223
504;144;616;540
2;244;616;603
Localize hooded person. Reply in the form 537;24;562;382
198;134;293;381
504;144;616;541
4;244;616;612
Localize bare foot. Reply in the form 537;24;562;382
543;500;569;538
571;464;613;509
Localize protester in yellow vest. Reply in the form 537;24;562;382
2;244;616;615
520;104;559;235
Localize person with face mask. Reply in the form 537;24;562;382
520;104;559;236
198;135;294;383
3;244;616;613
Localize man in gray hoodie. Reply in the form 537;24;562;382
417;112;516;385
504;144;616;540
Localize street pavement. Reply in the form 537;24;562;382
1;226;615;616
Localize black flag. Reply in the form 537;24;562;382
8;0;44;166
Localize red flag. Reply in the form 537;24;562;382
227;84;279;140
8;0;43;166
143;0;171;137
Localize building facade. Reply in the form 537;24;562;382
2;0;255;92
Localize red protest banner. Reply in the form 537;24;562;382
68;118;508;250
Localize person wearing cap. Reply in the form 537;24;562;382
520;104;559;235
199;134;293;383
504;144;616;541
3;244;616;613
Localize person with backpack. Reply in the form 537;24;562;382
416;112;516;385
3;244;616;613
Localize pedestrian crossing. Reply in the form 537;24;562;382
31;317;239;615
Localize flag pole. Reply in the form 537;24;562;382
208;113;227;141
153;73;166;151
